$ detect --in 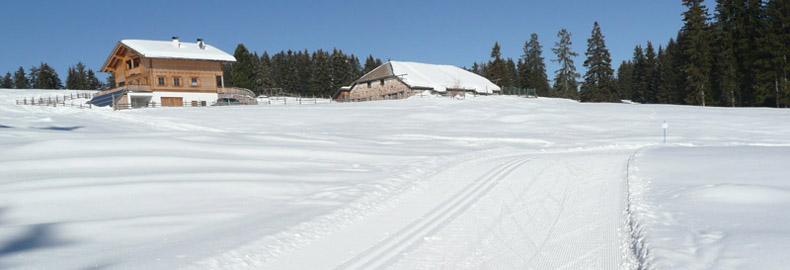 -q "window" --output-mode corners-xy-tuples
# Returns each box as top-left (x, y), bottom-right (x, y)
(126, 60), (132, 70)
(367, 82), (371, 88)
(173, 77), (181, 86)
(216, 76), (222, 87)
(118, 81), (125, 86)
(380, 79), (384, 85)
(158, 77), (165, 86)
(191, 78), (198, 86)
(132, 58), (140, 68)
